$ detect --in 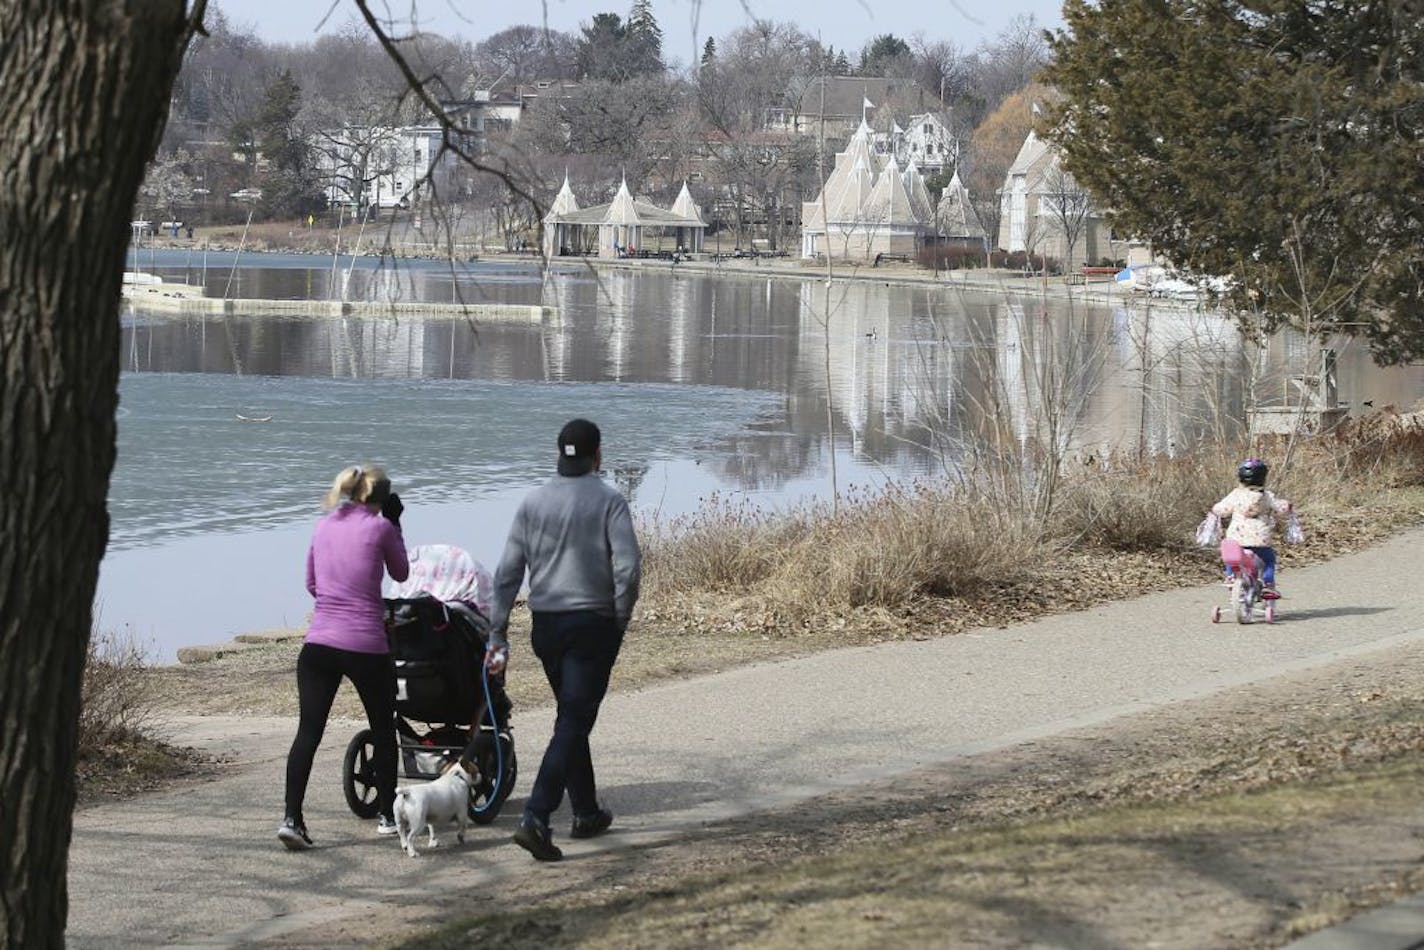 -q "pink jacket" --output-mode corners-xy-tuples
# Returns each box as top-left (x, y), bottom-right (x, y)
(1212, 487), (1292, 547)
(304, 503), (409, 654)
